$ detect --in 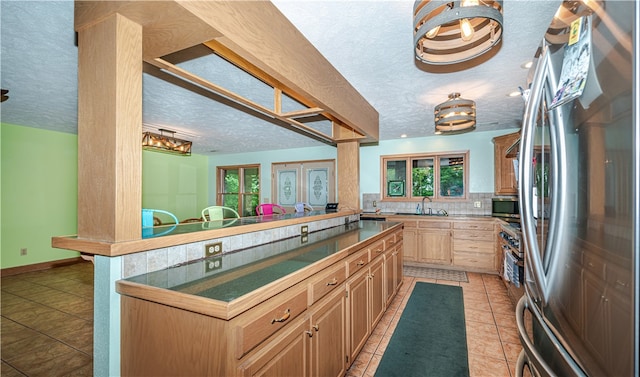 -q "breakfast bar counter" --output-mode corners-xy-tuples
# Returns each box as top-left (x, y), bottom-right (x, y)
(116, 220), (404, 376)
